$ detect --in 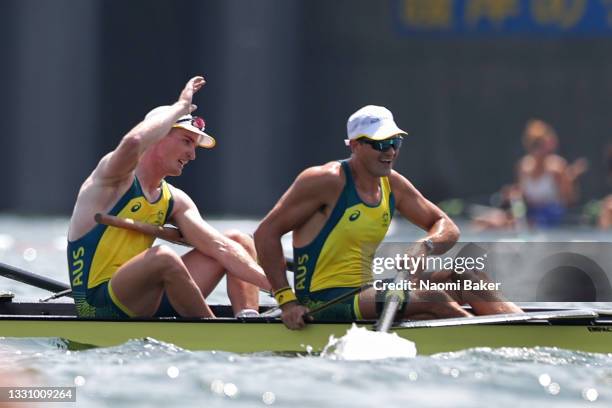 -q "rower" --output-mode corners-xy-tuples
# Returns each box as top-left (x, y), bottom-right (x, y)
(255, 105), (521, 330)
(66, 76), (270, 319)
